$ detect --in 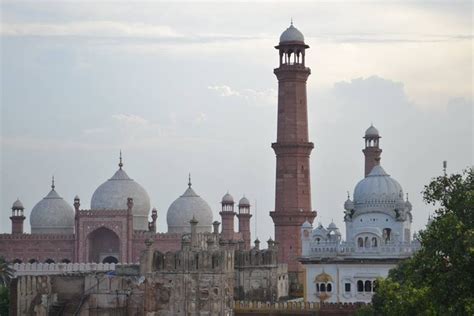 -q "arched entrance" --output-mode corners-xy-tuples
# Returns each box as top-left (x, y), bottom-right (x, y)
(102, 256), (119, 264)
(87, 227), (120, 263)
